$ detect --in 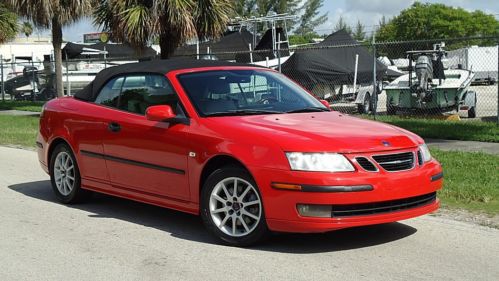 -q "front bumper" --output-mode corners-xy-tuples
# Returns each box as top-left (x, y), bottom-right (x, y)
(250, 158), (443, 233)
